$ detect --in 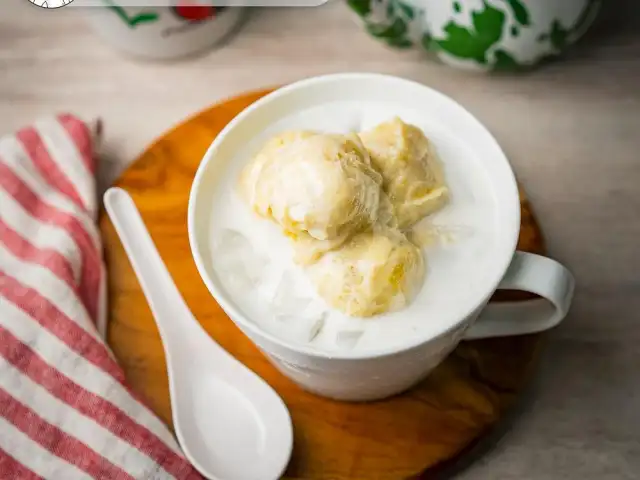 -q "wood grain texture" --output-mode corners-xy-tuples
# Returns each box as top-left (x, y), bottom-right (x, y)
(99, 89), (547, 480)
